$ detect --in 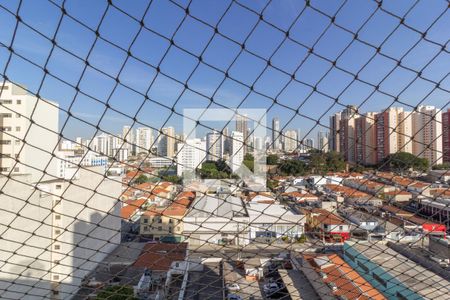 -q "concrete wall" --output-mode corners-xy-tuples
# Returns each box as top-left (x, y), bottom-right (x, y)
(0, 167), (122, 299)
(429, 236), (450, 259)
